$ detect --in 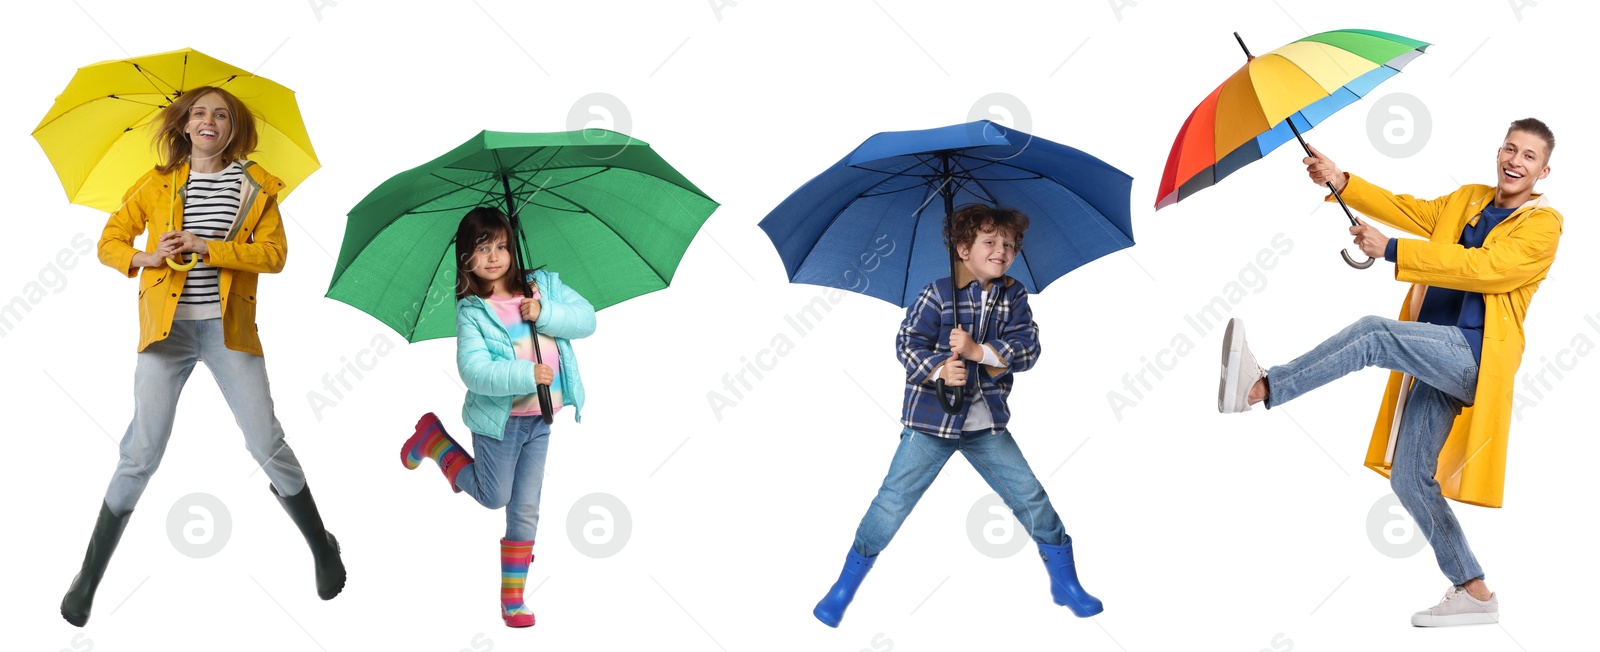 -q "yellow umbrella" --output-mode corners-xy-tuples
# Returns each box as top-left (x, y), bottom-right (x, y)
(32, 47), (318, 213)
